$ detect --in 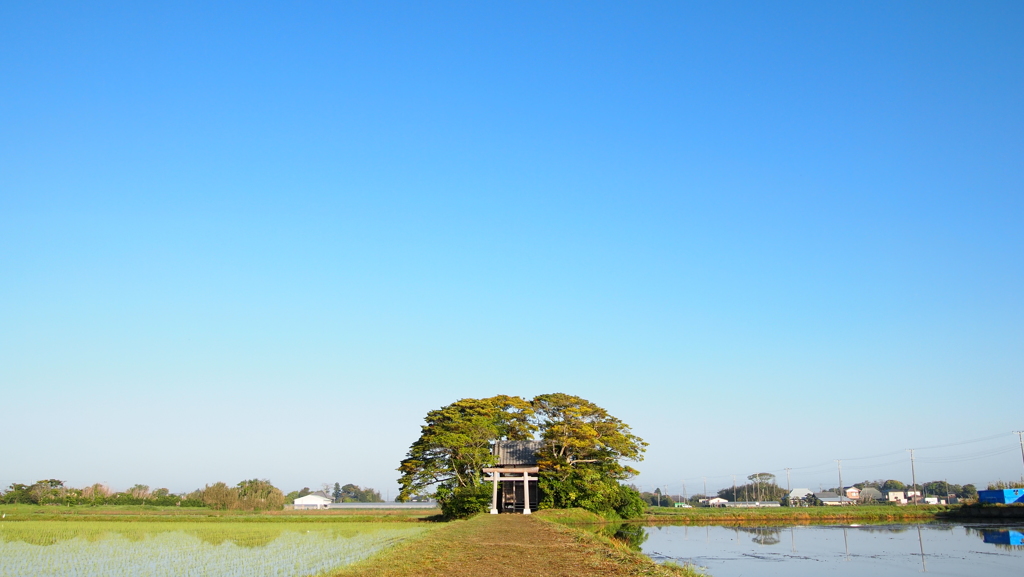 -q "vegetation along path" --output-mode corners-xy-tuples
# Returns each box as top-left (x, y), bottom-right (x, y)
(333, 513), (694, 577)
